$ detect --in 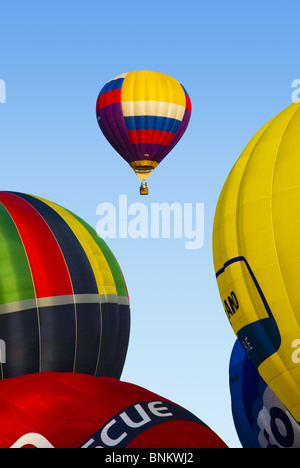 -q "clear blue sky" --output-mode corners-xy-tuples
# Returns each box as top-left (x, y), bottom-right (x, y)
(1, 0), (300, 448)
